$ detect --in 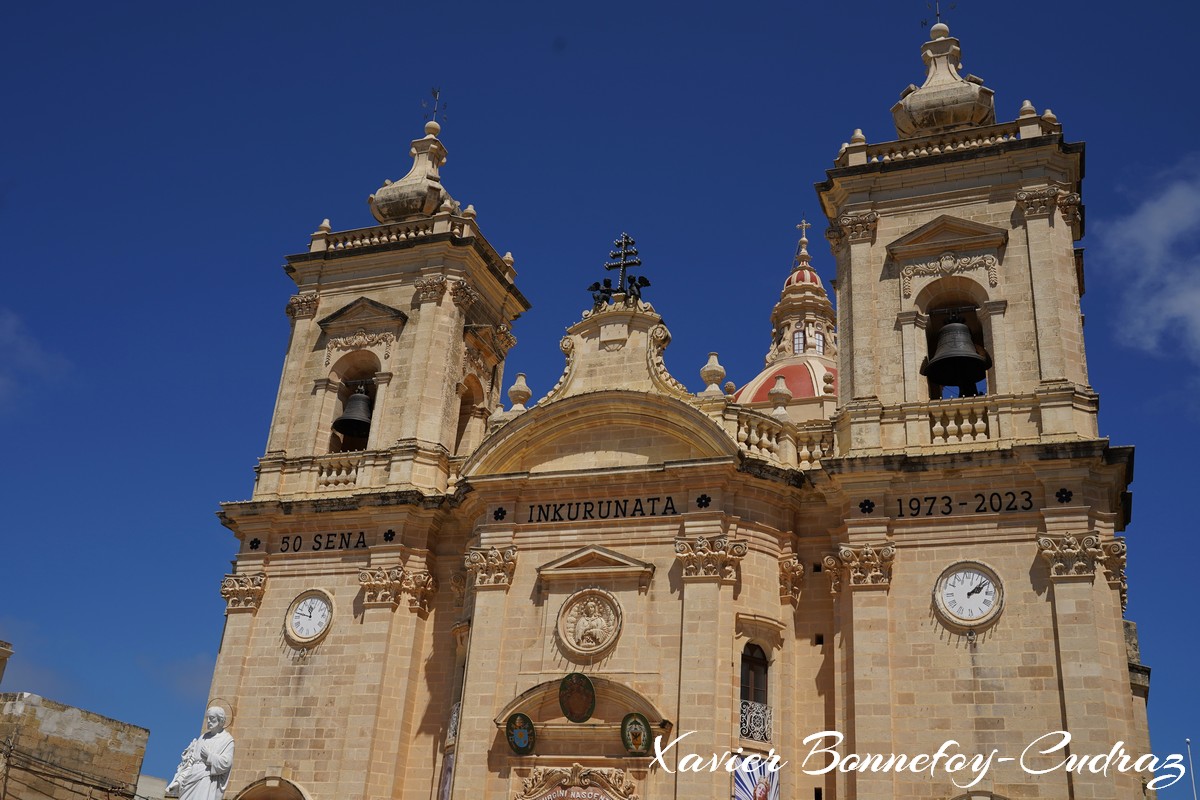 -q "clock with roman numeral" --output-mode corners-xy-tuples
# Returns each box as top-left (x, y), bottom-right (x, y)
(933, 562), (1003, 629)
